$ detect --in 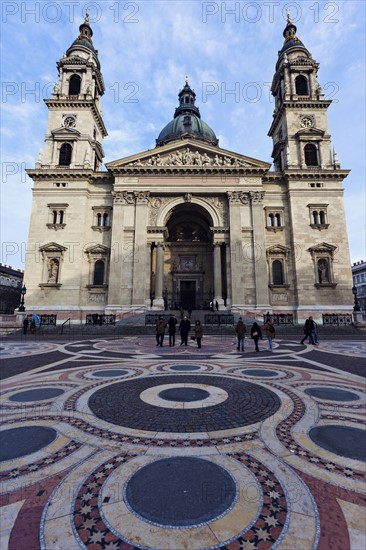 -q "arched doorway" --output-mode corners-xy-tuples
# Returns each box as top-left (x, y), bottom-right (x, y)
(164, 204), (214, 309)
